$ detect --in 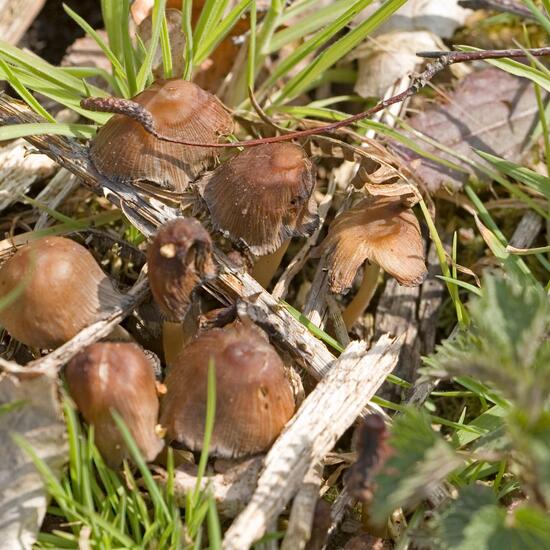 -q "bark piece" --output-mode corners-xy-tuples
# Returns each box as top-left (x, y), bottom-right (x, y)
(0, 0), (45, 45)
